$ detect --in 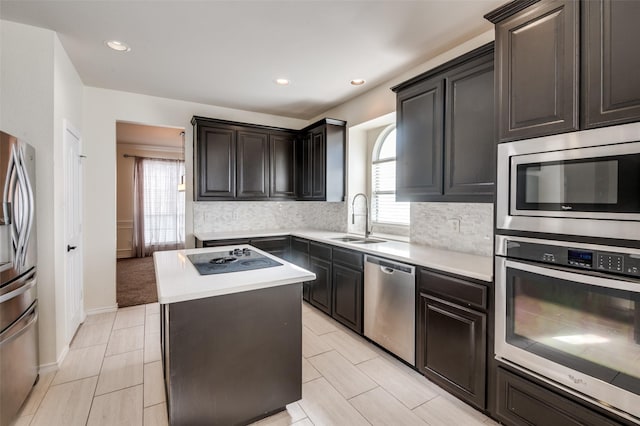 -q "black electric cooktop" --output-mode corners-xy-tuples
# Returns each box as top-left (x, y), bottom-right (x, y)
(187, 247), (283, 275)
